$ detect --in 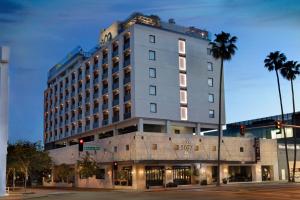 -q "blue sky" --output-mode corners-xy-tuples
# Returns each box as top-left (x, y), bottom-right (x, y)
(1, 0), (300, 142)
